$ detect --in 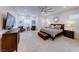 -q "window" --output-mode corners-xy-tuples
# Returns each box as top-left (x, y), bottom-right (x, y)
(69, 13), (79, 19)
